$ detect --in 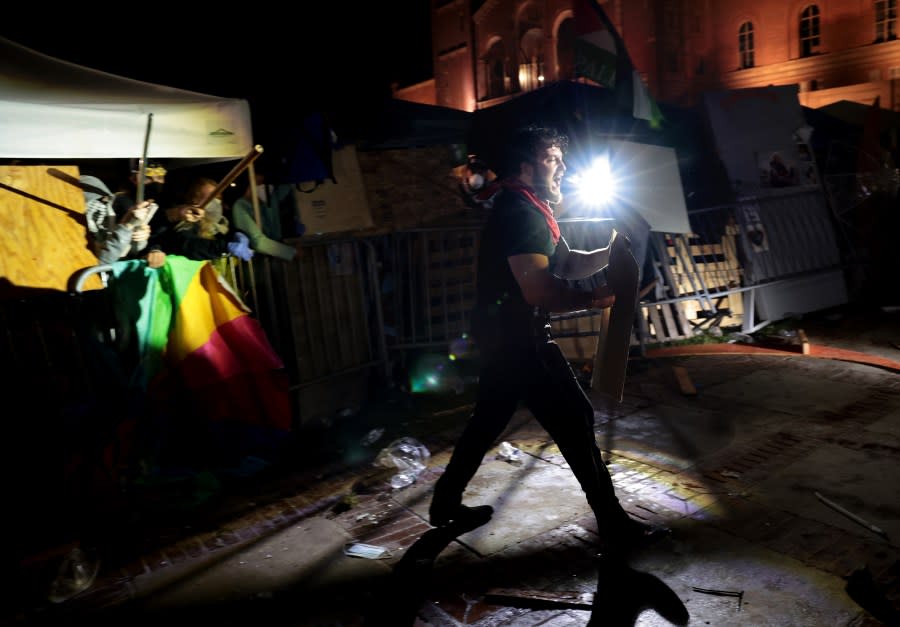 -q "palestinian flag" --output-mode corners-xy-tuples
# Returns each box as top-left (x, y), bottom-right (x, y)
(573, 0), (664, 128)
